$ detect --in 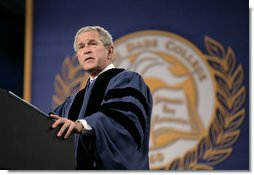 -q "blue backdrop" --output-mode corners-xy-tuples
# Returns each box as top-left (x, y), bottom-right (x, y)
(30, 0), (249, 170)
